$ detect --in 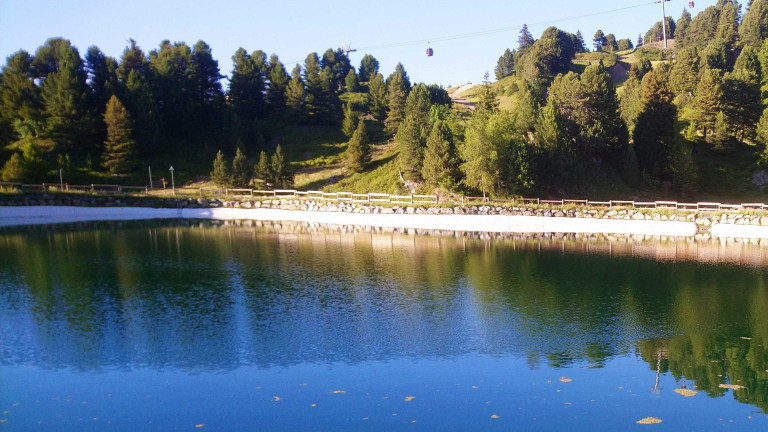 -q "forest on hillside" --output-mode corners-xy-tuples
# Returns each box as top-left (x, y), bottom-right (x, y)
(3, 0), (768, 200)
